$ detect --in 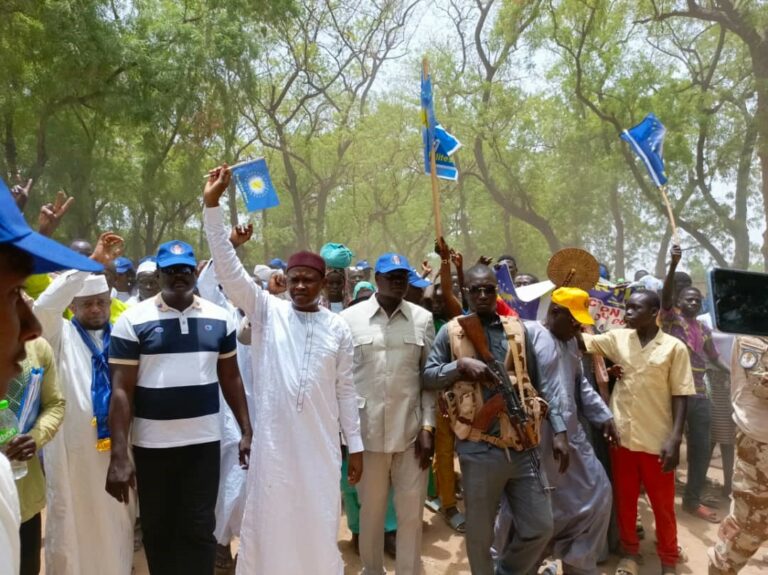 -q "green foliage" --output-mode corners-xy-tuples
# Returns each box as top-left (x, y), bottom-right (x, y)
(0, 0), (764, 279)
